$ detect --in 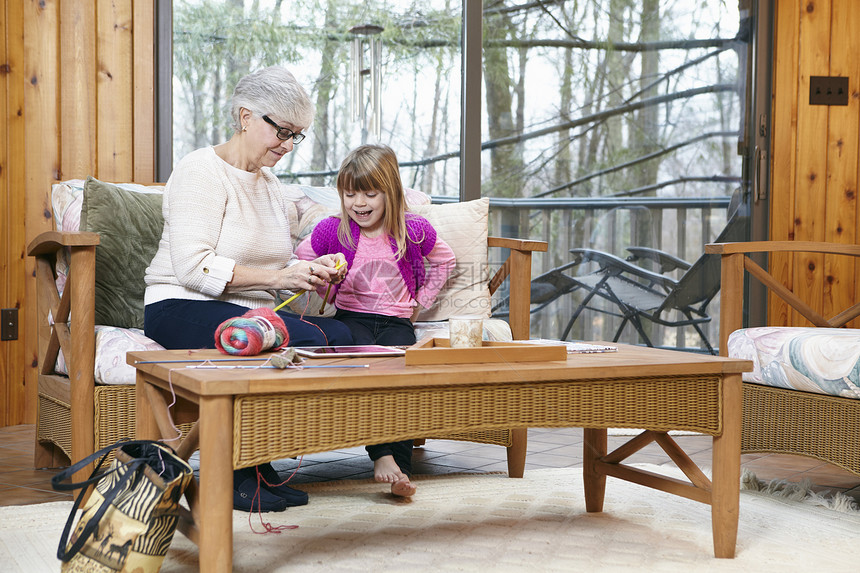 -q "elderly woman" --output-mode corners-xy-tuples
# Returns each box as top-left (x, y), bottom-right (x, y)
(144, 66), (352, 513)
